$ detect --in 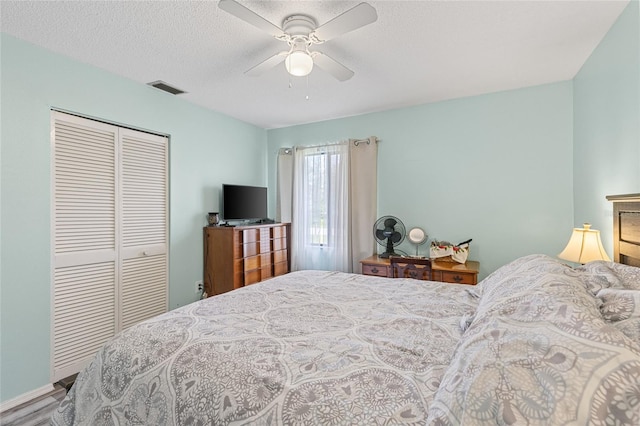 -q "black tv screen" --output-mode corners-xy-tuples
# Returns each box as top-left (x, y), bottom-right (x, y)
(222, 184), (268, 221)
